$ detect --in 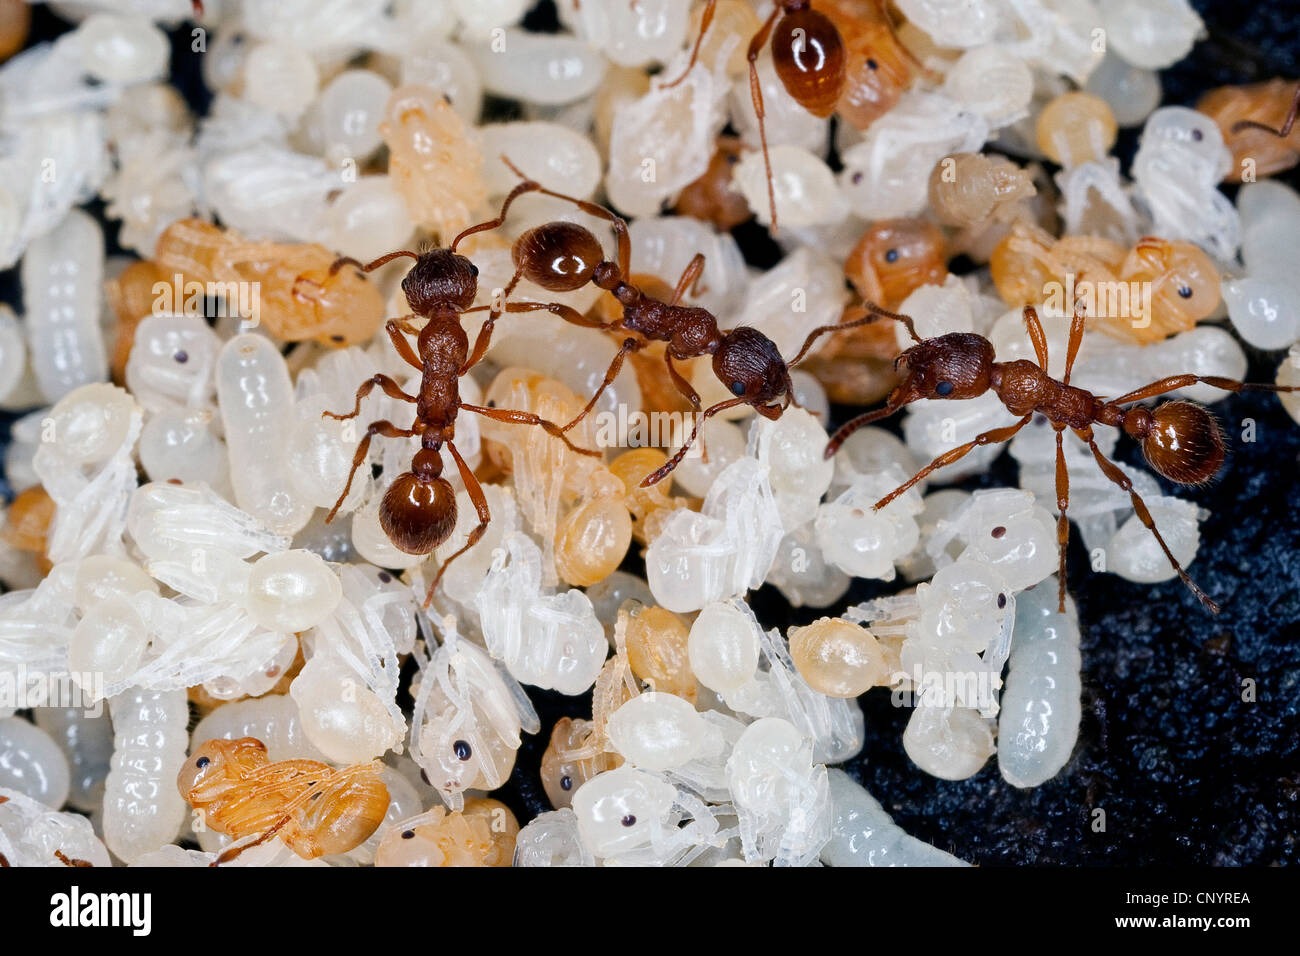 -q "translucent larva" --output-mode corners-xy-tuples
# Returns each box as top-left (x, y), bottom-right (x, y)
(821, 769), (968, 867)
(104, 687), (189, 863)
